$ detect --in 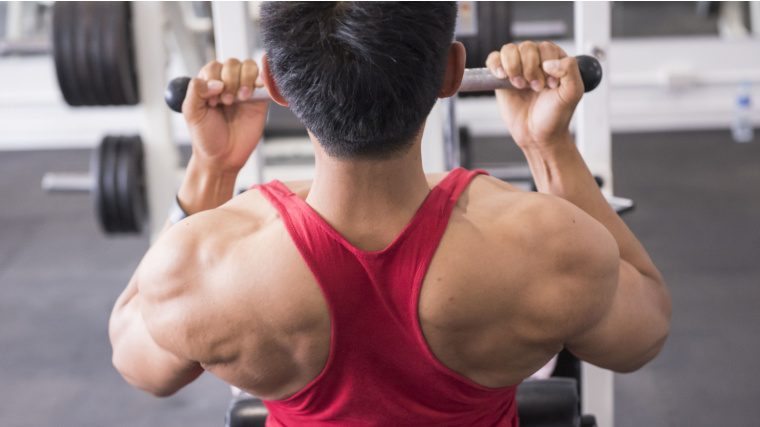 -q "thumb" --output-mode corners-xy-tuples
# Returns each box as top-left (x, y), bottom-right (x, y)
(542, 56), (583, 104)
(183, 78), (224, 117)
